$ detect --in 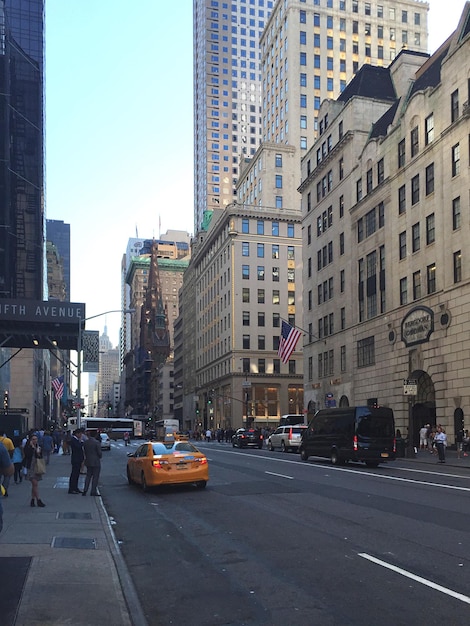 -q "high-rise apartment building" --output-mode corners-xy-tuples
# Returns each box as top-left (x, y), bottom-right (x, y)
(193, 0), (274, 233)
